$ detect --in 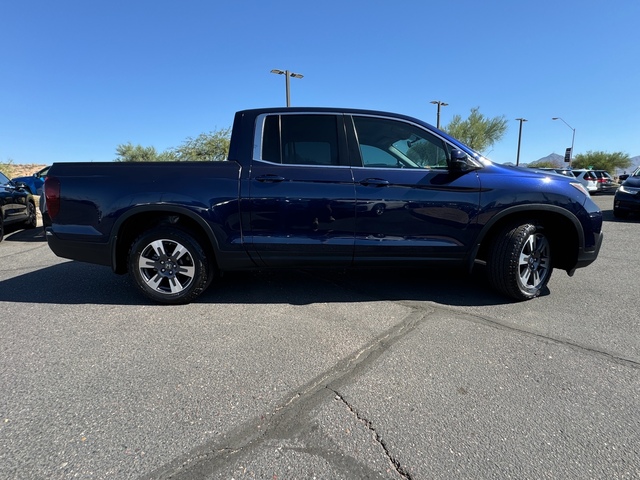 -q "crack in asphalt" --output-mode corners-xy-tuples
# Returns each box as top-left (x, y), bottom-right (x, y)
(331, 389), (413, 480)
(142, 309), (428, 479)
